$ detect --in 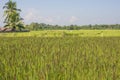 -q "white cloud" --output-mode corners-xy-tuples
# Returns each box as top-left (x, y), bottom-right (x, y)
(45, 17), (53, 23)
(24, 8), (54, 24)
(24, 12), (35, 21)
(23, 8), (40, 23)
(23, 9), (80, 25)
(69, 16), (79, 23)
